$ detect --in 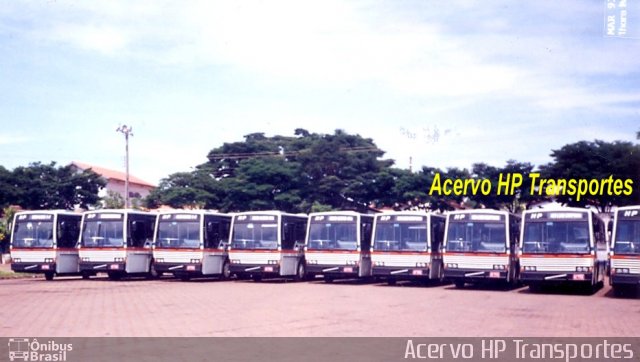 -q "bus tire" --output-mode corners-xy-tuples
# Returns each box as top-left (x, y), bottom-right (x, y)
(324, 276), (333, 283)
(454, 280), (464, 288)
(179, 274), (191, 281)
(220, 260), (231, 280)
(108, 272), (122, 281)
(252, 275), (262, 282)
(147, 264), (159, 280)
(44, 272), (54, 281)
(81, 272), (91, 280)
(294, 262), (306, 282)
(387, 278), (397, 286)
